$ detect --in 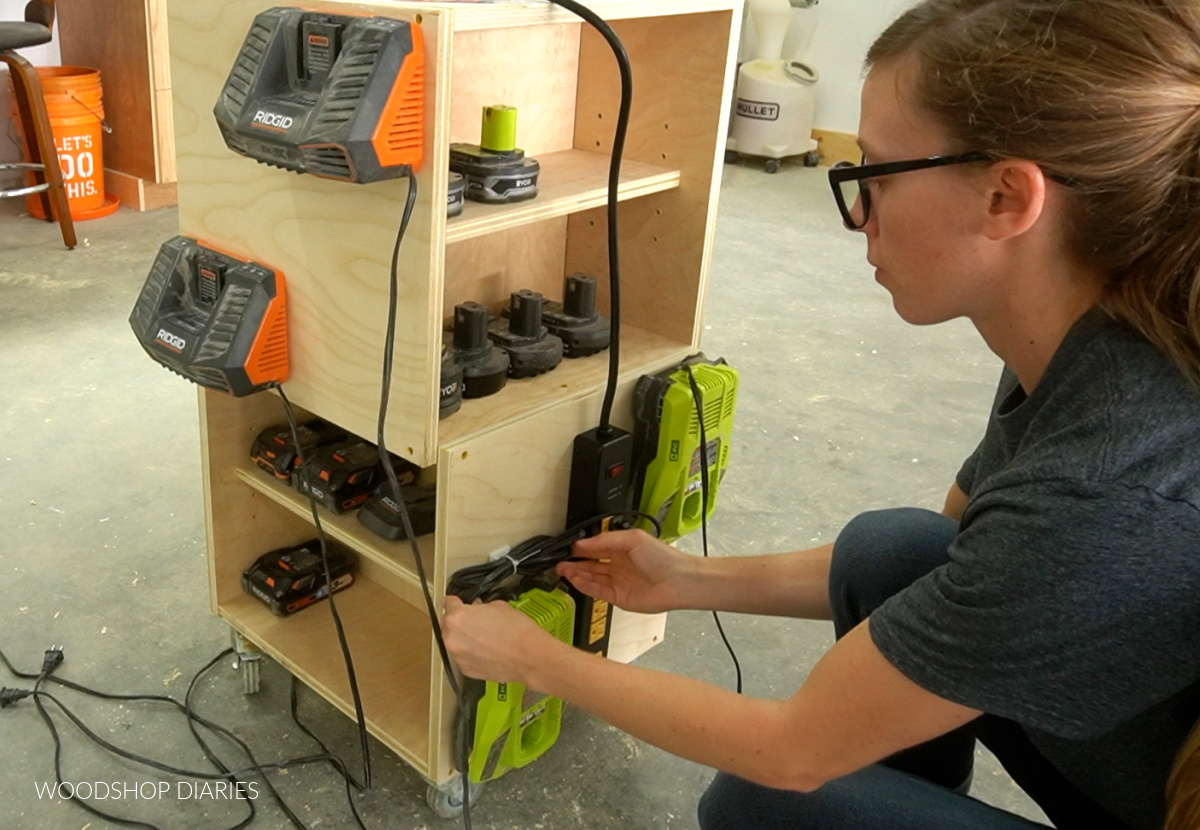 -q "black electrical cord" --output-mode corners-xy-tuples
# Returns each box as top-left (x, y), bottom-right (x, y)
(546, 0), (633, 440)
(21, 651), (263, 830)
(371, 166), (478, 828)
(446, 509), (661, 604)
(1, 646), (371, 830)
(274, 383), (373, 796)
(685, 366), (743, 695)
